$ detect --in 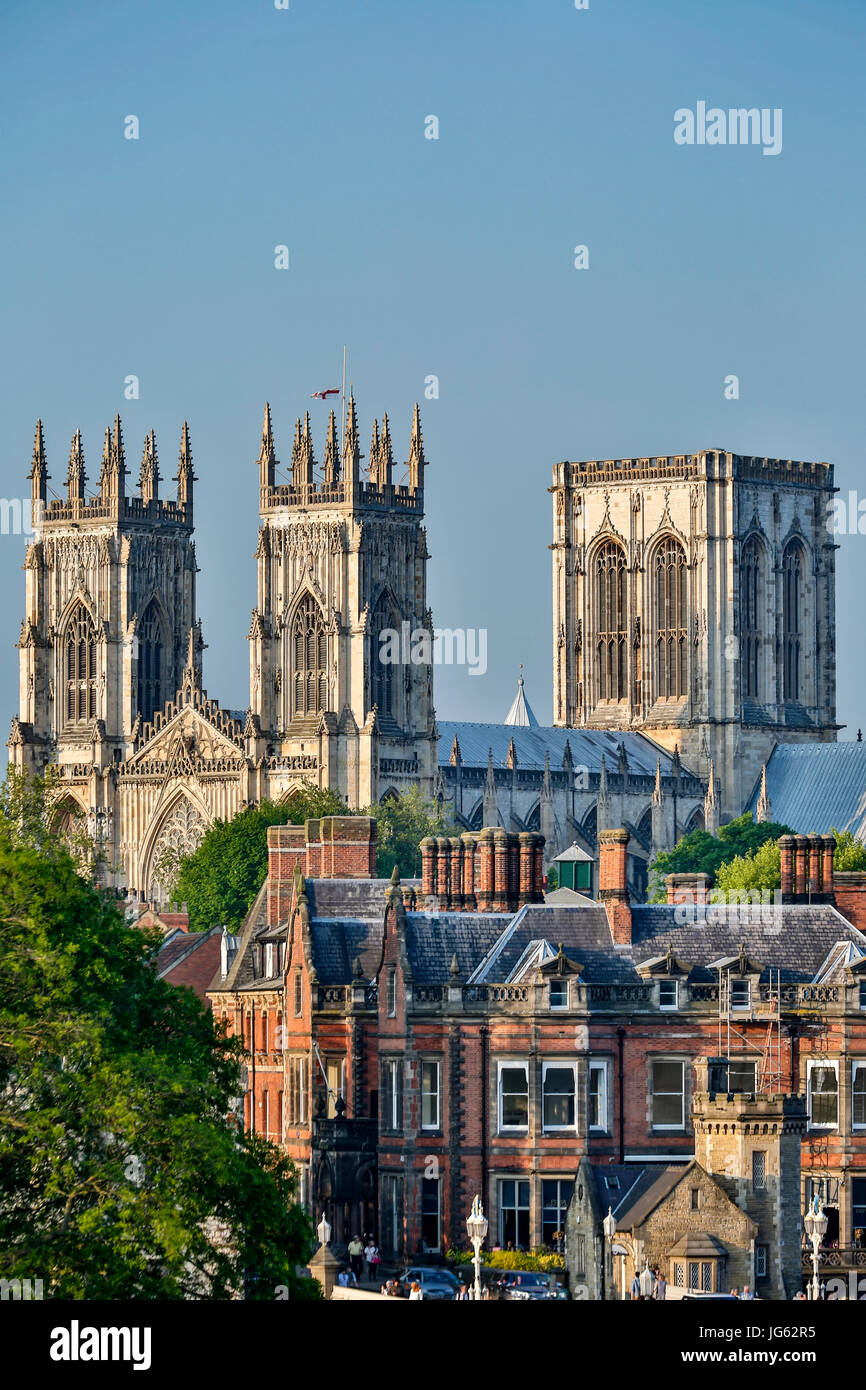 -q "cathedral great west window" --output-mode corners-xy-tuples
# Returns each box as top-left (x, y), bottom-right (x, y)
(370, 592), (397, 722)
(291, 595), (328, 717)
(653, 537), (688, 699)
(595, 541), (627, 701)
(64, 603), (97, 725)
